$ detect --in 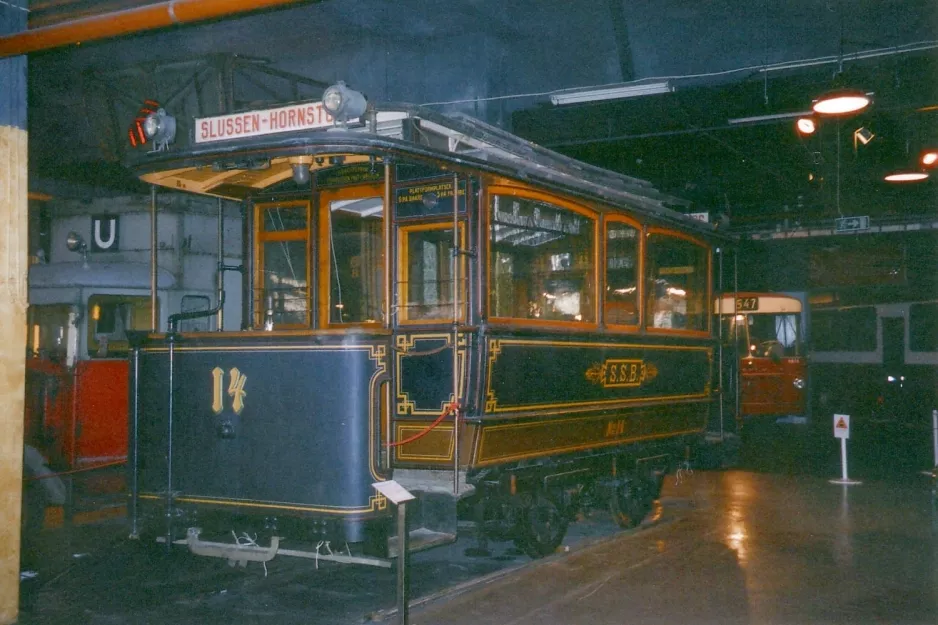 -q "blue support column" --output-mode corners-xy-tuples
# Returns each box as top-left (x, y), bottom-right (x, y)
(0, 2), (28, 623)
